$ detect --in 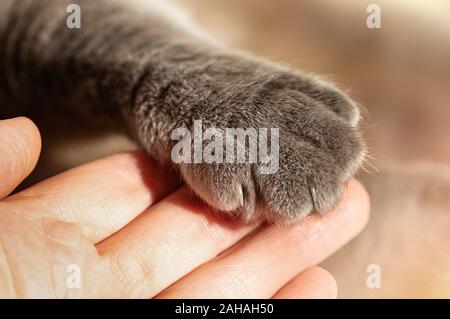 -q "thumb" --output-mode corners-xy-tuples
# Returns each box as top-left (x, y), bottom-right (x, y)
(0, 117), (41, 199)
